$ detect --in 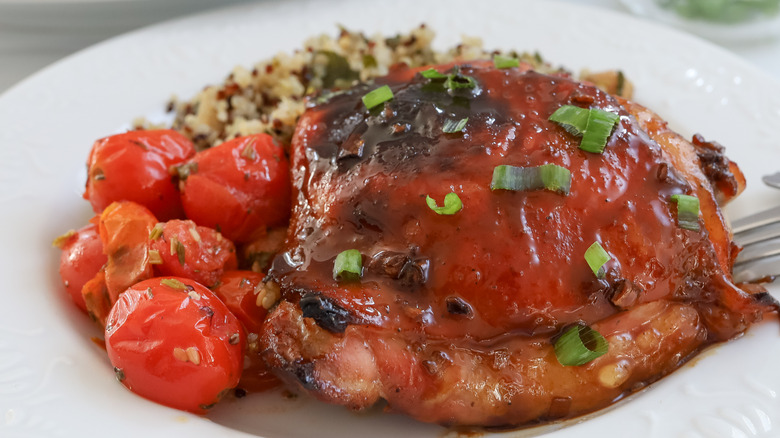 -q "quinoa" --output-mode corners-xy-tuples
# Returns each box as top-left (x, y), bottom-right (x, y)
(134, 25), (557, 150)
(135, 25), (630, 151)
